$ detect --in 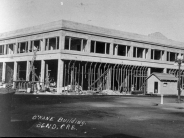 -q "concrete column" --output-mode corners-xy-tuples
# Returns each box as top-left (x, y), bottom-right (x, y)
(147, 48), (151, 60)
(143, 49), (145, 59)
(114, 45), (118, 56)
(59, 34), (65, 50)
(153, 50), (155, 60)
(2, 62), (6, 82)
(13, 61), (17, 88)
(41, 39), (45, 52)
(4, 45), (6, 55)
(28, 40), (31, 52)
(109, 43), (113, 55)
(130, 46), (133, 57)
(57, 59), (64, 93)
(86, 37), (91, 53)
(163, 68), (167, 73)
(14, 43), (17, 54)
(163, 50), (167, 61)
(26, 61), (30, 81)
(41, 60), (45, 85)
(147, 67), (151, 77)
(135, 47), (137, 57)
